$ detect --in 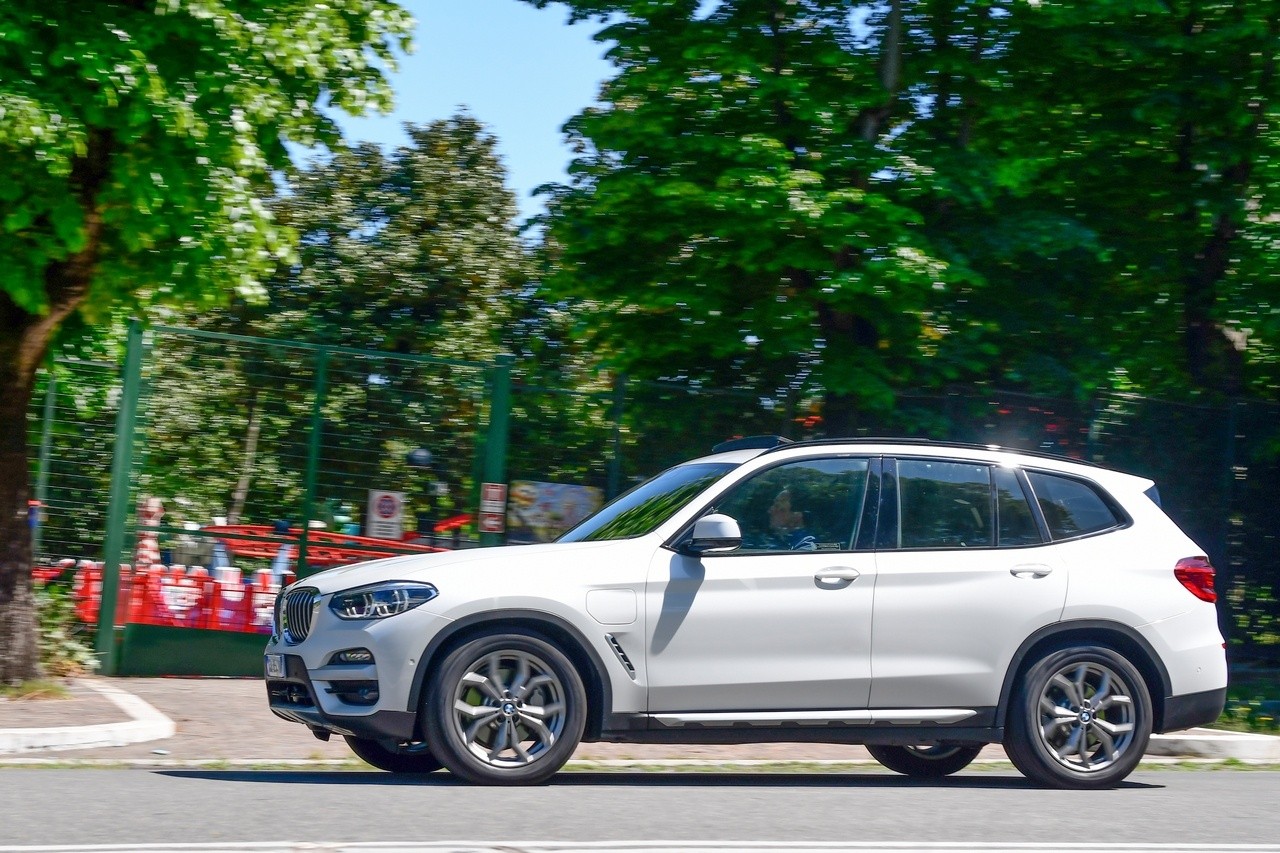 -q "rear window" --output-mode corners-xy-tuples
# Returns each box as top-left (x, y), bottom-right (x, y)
(1025, 471), (1121, 540)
